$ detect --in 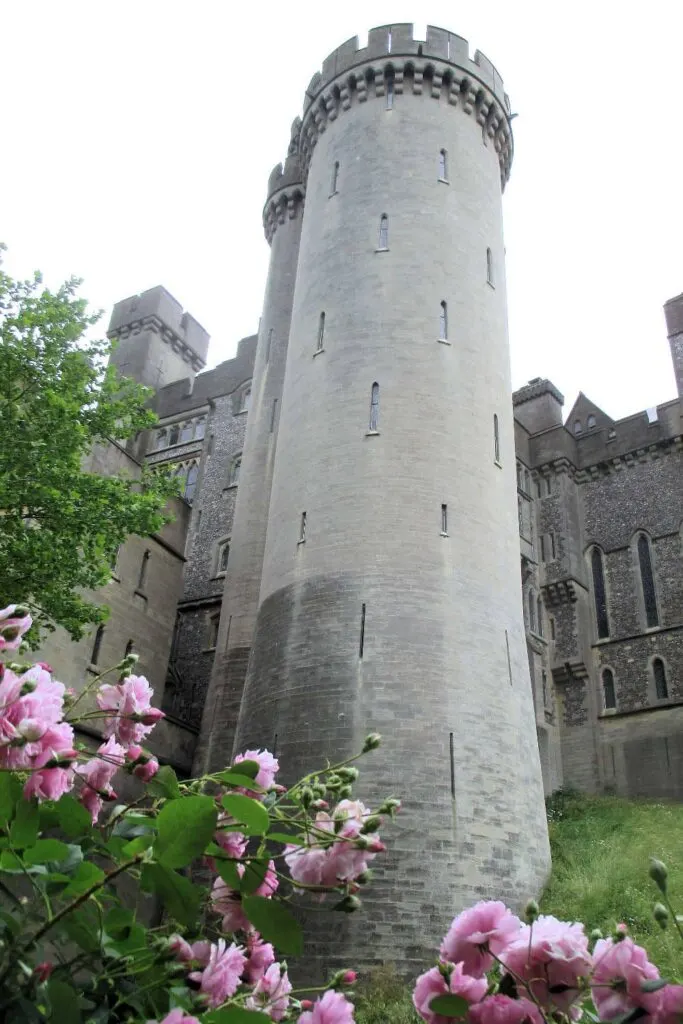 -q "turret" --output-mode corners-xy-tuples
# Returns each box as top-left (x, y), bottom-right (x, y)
(664, 291), (683, 402)
(213, 23), (549, 975)
(107, 285), (209, 390)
